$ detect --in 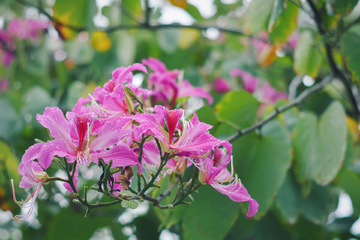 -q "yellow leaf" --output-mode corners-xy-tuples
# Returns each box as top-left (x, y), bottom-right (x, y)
(258, 45), (277, 67)
(169, 0), (187, 8)
(53, 21), (78, 40)
(177, 28), (200, 49)
(346, 116), (360, 142)
(91, 31), (112, 52)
